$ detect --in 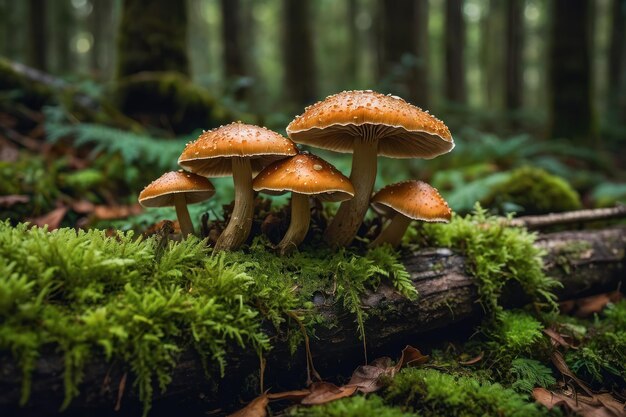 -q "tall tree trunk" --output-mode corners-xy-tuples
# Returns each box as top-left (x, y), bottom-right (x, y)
(481, 0), (504, 110)
(220, 0), (246, 99)
(608, 0), (626, 124)
(116, 0), (189, 78)
(241, 0), (259, 108)
(379, 0), (429, 107)
(28, 0), (47, 71)
(549, 0), (595, 141)
(347, 0), (359, 84)
(283, 0), (316, 107)
(51, 0), (73, 75)
(444, 0), (466, 105)
(505, 0), (524, 111)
